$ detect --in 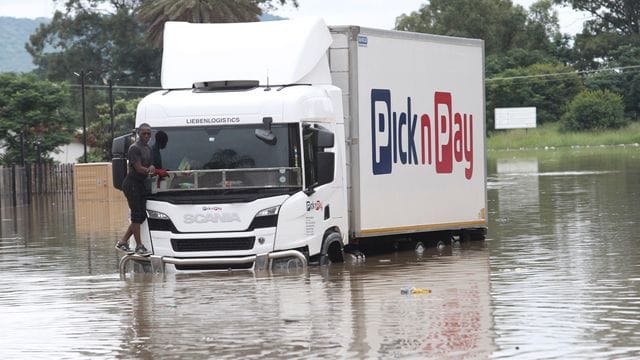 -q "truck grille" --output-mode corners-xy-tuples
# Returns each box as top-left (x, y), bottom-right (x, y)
(171, 237), (255, 252)
(148, 214), (277, 233)
(175, 262), (254, 271)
